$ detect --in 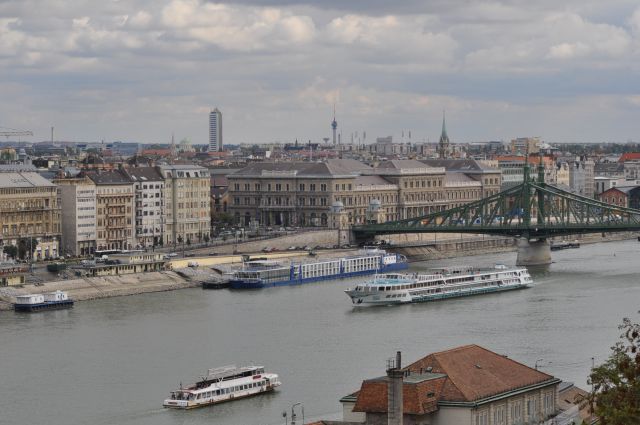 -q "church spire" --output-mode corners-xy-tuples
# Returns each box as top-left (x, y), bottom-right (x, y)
(438, 110), (450, 159)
